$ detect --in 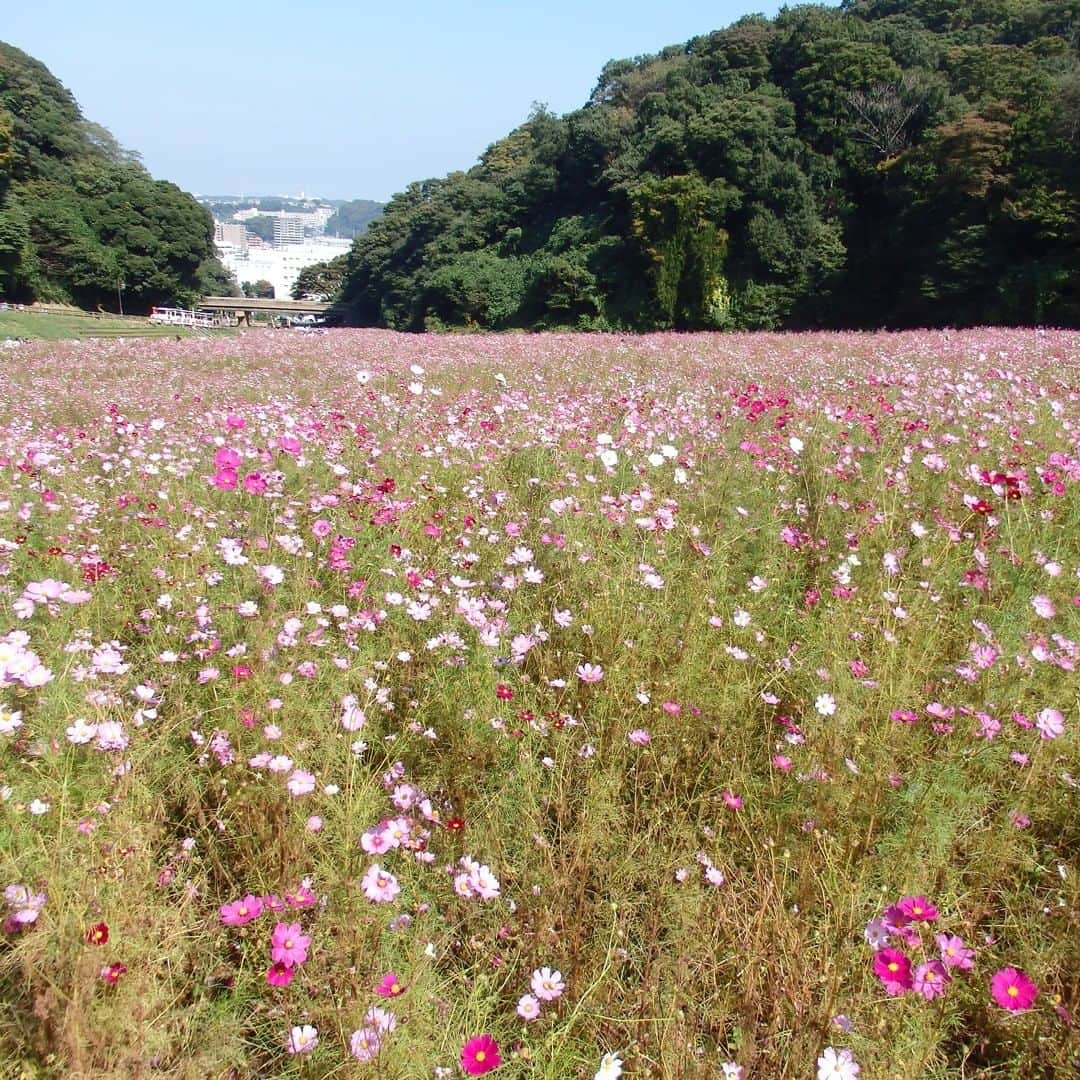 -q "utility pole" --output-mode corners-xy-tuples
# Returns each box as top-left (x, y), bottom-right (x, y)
(117, 281), (125, 316)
